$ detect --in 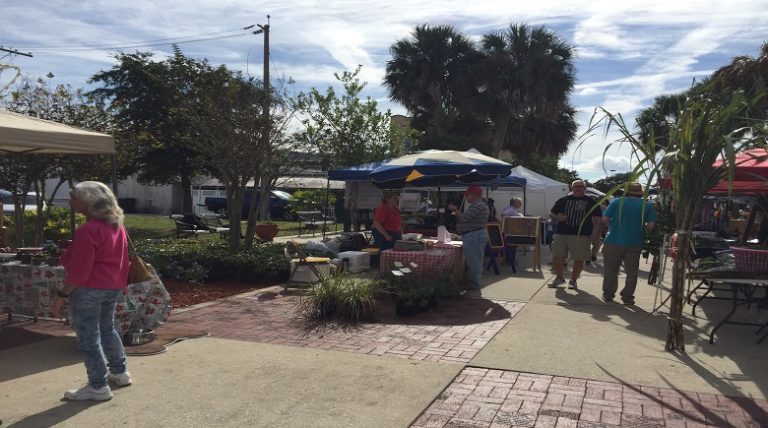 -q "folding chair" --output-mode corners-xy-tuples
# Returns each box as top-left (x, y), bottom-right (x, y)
(284, 241), (330, 286)
(502, 217), (542, 272)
